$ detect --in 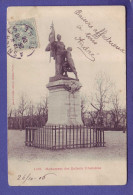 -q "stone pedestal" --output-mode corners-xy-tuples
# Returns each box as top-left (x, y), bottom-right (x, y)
(46, 79), (83, 126)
